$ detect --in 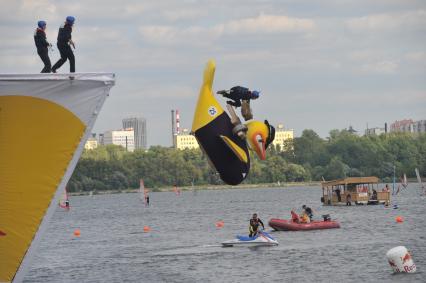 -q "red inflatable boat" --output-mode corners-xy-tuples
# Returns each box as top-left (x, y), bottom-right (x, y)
(269, 218), (340, 231)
